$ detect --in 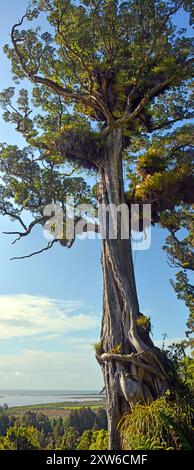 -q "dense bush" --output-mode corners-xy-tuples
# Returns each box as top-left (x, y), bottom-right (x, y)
(95, 408), (108, 431)
(119, 344), (194, 450)
(65, 407), (107, 435)
(76, 430), (93, 450)
(61, 426), (79, 450)
(0, 411), (15, 437)
(0, 426), (40, 450)
(77, 429), (108, 450)
(89, 430), (108, 450)
(119, 396), (194, 450)
(18, 410), (52, 436)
